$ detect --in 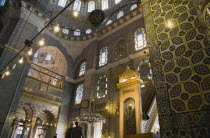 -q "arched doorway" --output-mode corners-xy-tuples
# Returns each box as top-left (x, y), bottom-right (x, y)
(34, 110), (56, 138)
(124, 98), (136, 135)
